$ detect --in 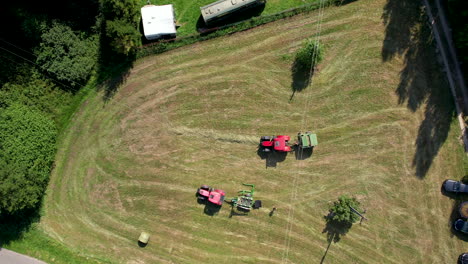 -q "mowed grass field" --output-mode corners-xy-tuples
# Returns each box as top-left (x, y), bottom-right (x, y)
(41, 0), (467, 263)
